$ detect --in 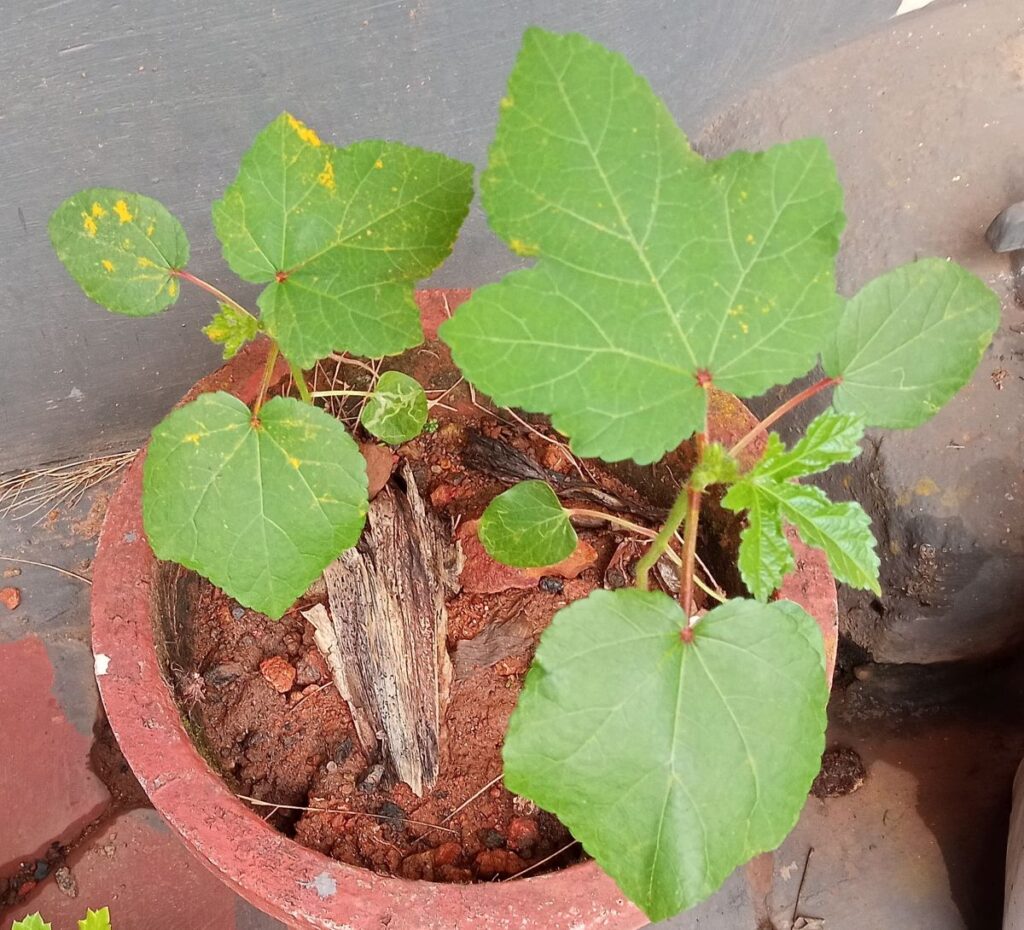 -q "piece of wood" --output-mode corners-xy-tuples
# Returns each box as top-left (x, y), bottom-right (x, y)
(304, 463), (460, 796)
